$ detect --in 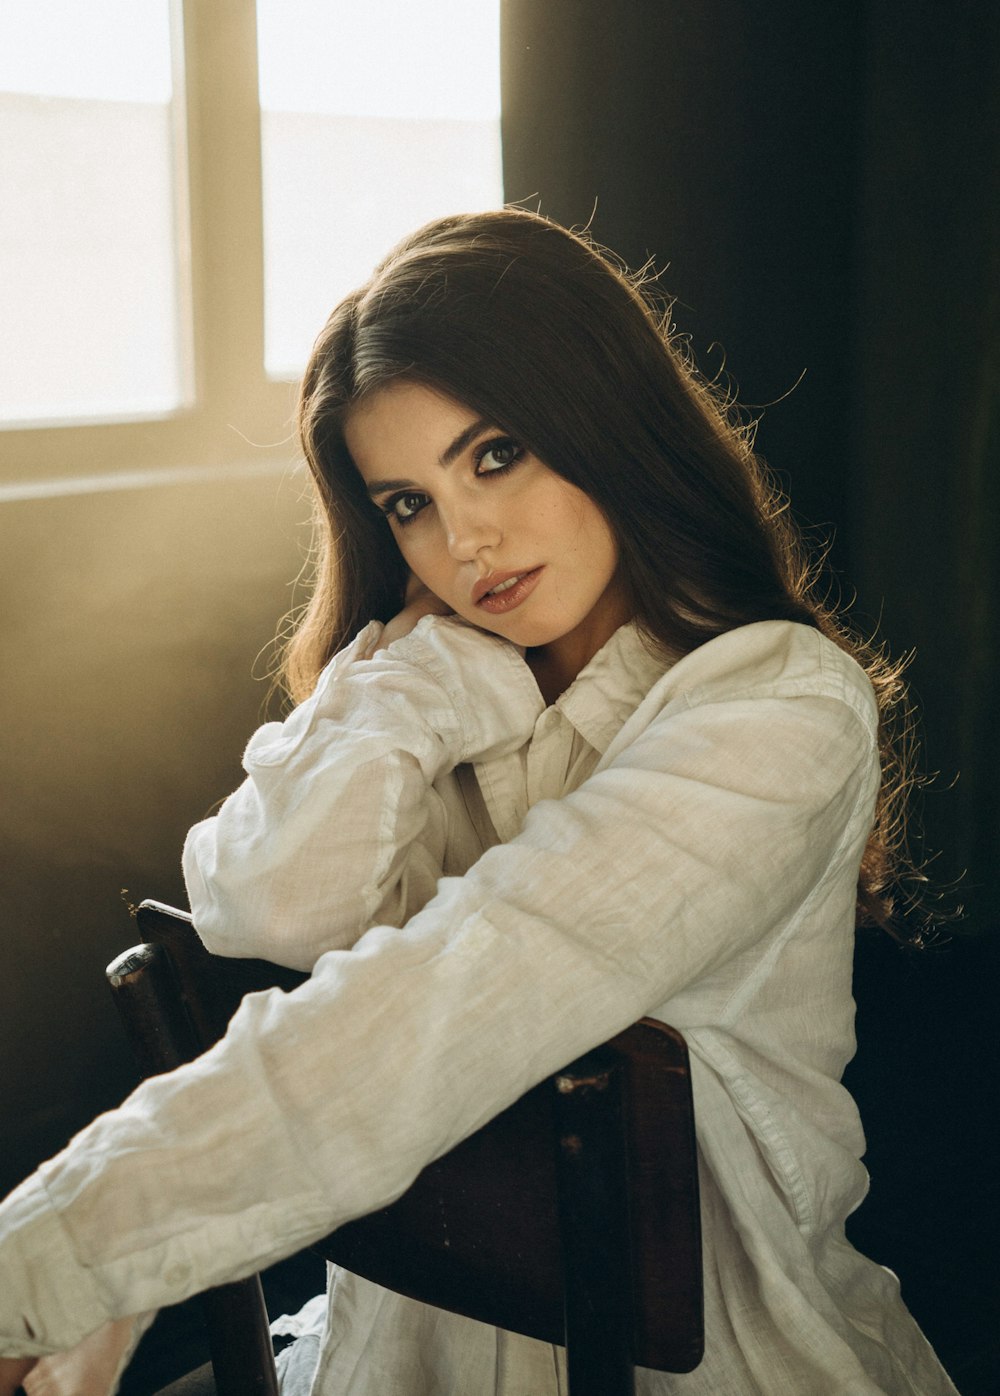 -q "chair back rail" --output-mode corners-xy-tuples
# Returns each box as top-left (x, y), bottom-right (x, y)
(106, 899), (704, 1386)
